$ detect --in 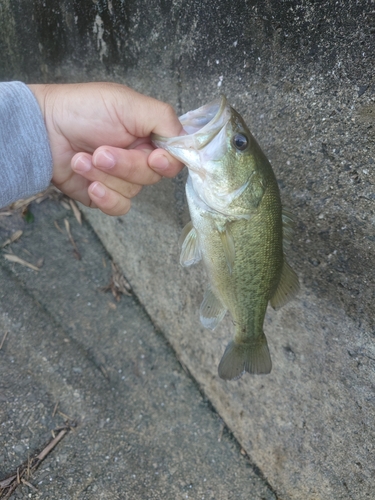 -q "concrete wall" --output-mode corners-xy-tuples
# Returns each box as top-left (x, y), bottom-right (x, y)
(1, 1), (374, 498)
